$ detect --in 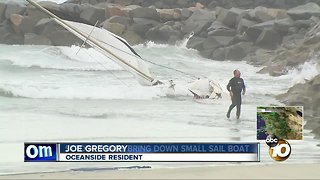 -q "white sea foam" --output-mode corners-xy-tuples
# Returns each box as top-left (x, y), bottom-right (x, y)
(288, 60), (320, 85)
(0, 82), (164, 100)
(0, 45), (122, 71)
